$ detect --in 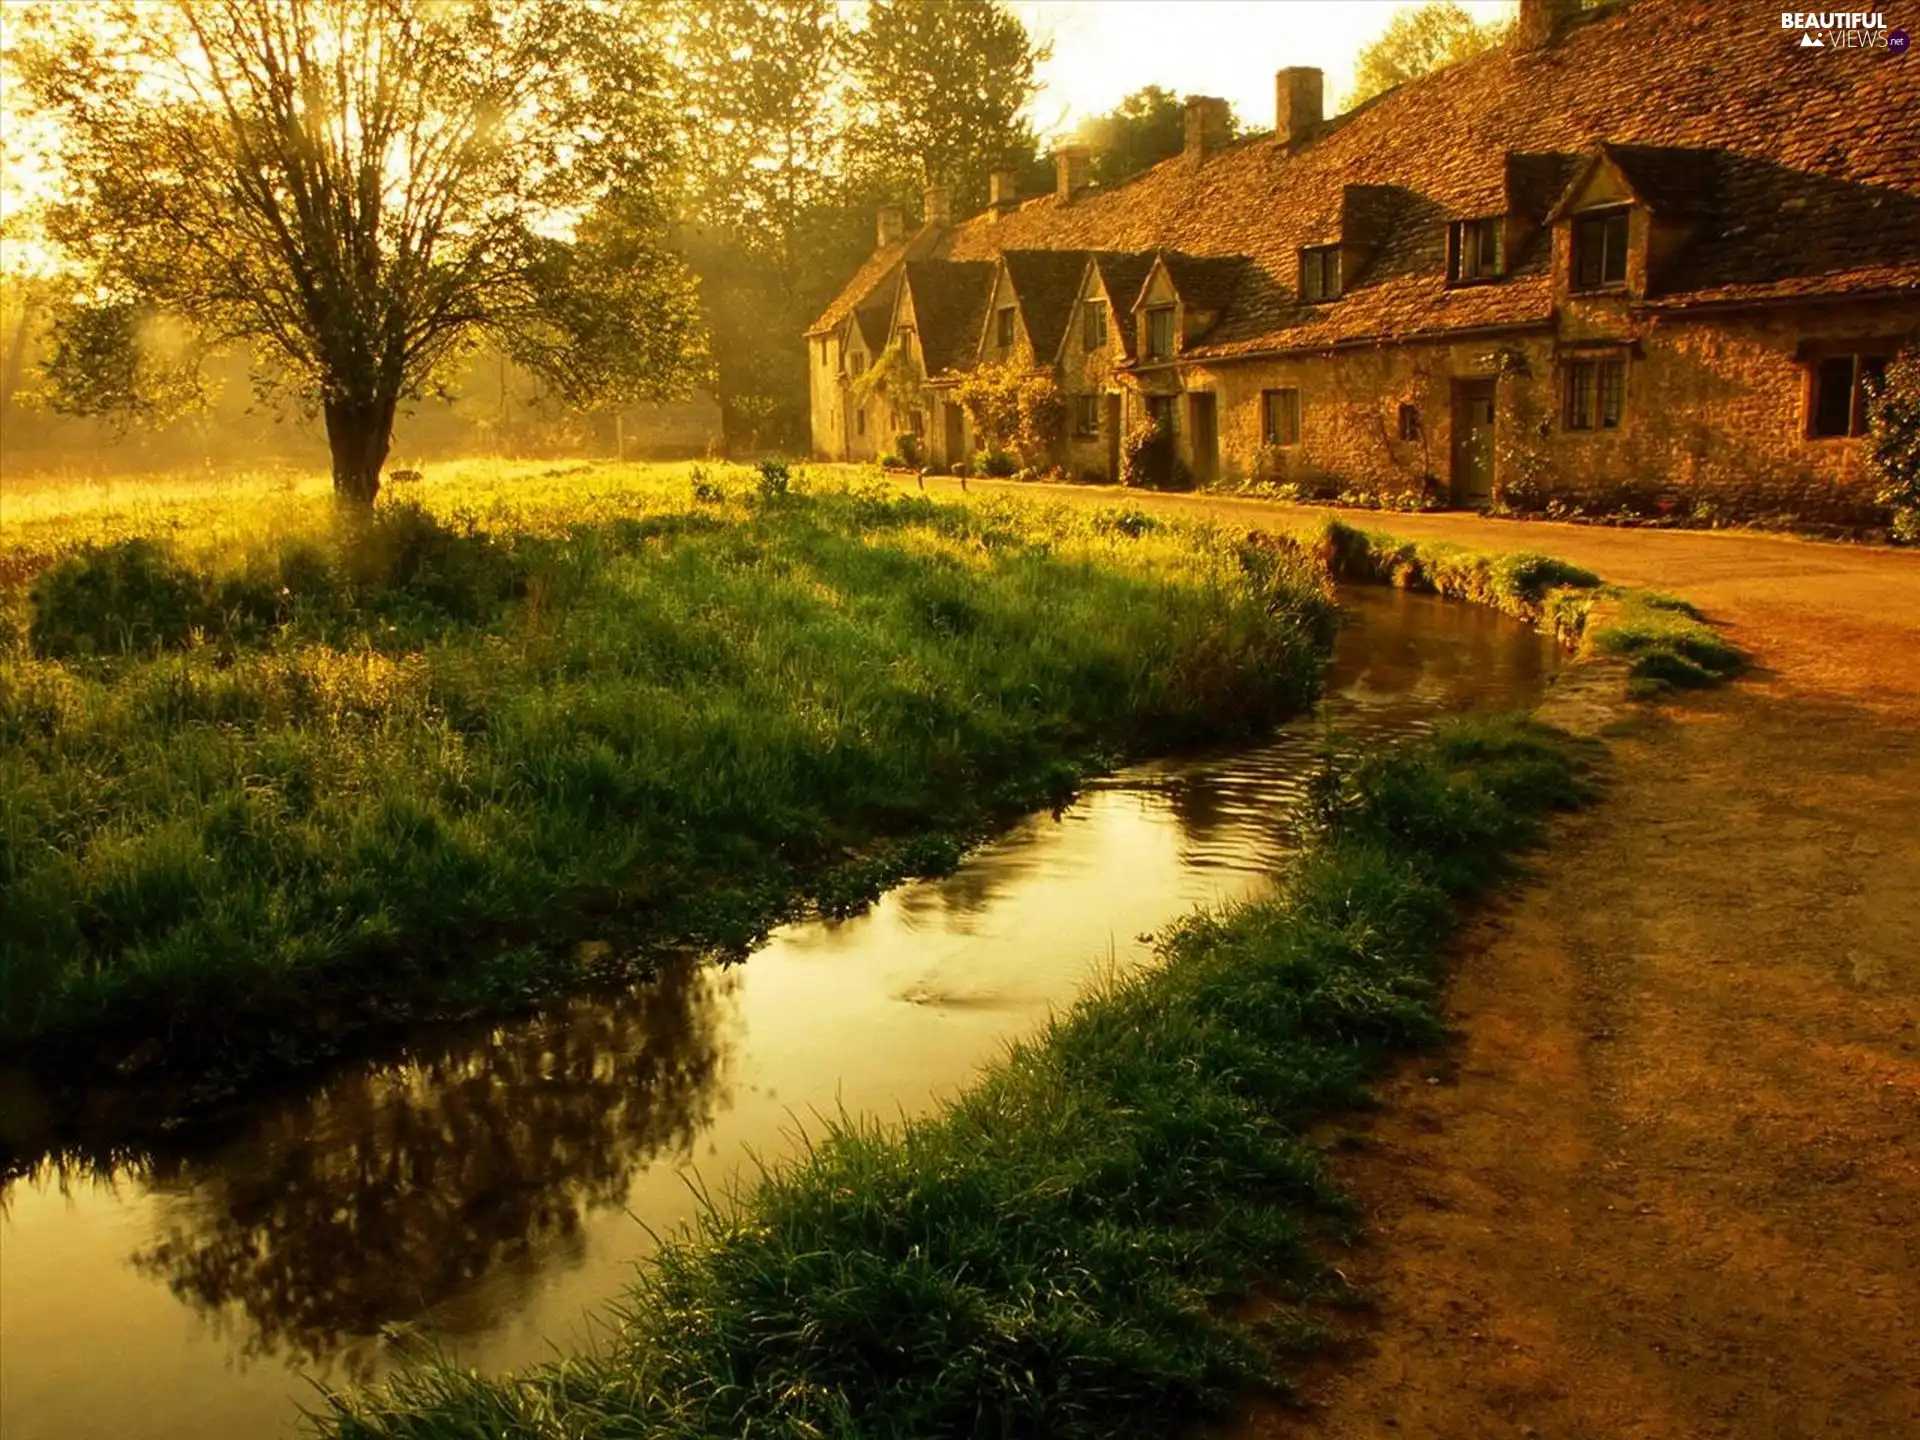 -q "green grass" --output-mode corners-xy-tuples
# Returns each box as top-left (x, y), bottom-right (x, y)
(313, 715), (1596, 1440)
(0, 461), (1335, 1066)
(1301, 519), (1745, 692)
